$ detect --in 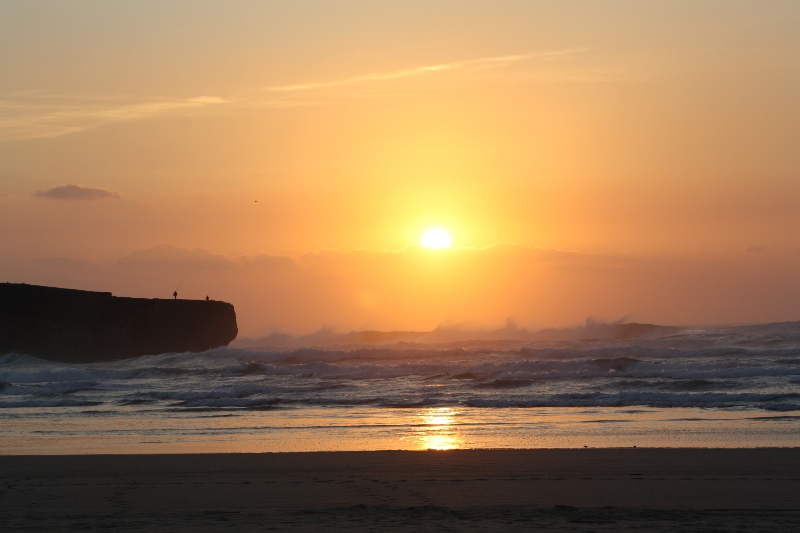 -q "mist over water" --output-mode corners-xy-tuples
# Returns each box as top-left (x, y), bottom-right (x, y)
(2, 321), (800, 453)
